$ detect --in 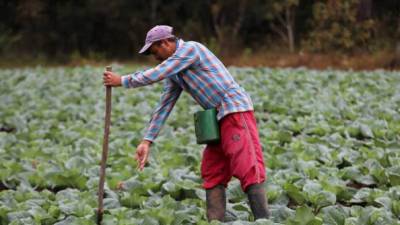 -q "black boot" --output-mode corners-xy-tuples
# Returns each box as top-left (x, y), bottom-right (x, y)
(246, 183), (270, 220)
(206, 185), (226, 222)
